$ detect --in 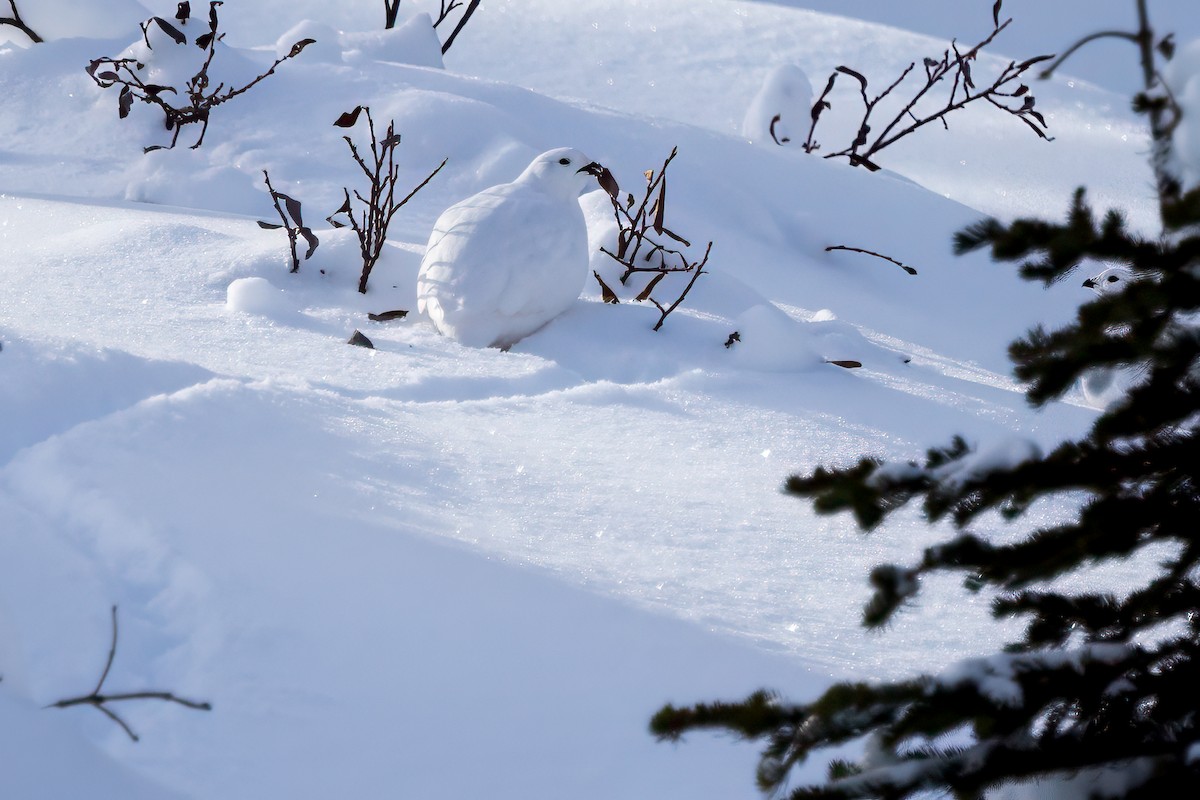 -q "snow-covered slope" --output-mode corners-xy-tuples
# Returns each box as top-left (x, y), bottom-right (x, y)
(0, 0), (1170, 797)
